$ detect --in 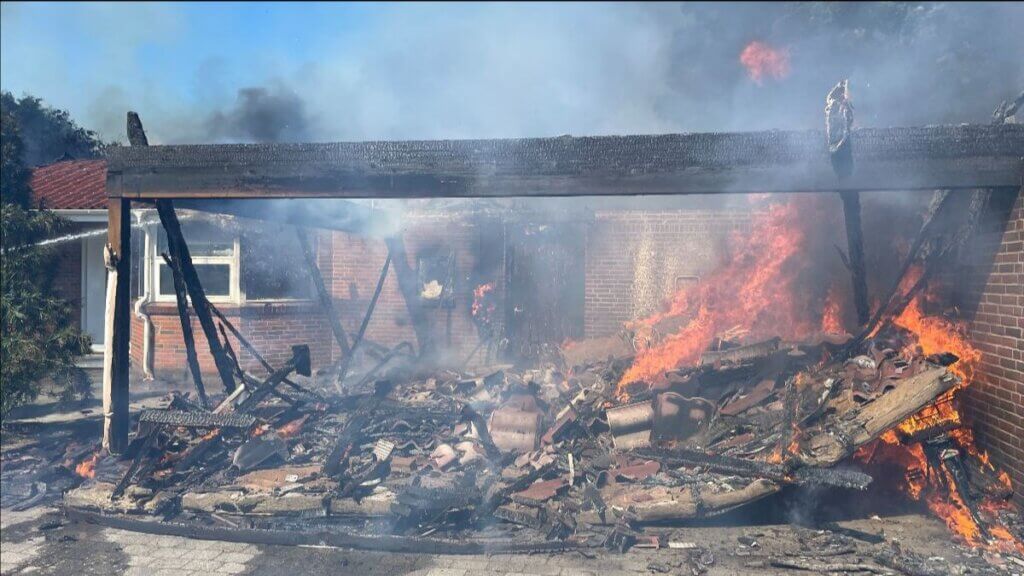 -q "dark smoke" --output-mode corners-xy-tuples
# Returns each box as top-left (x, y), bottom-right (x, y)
(205, 85), (309, 144)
